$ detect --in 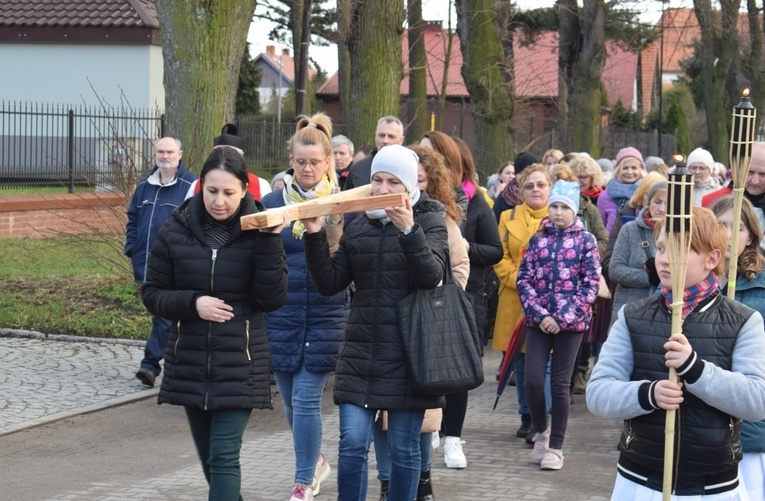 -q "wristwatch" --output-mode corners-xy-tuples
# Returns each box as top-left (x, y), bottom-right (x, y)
(400, 225), (414, 236)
